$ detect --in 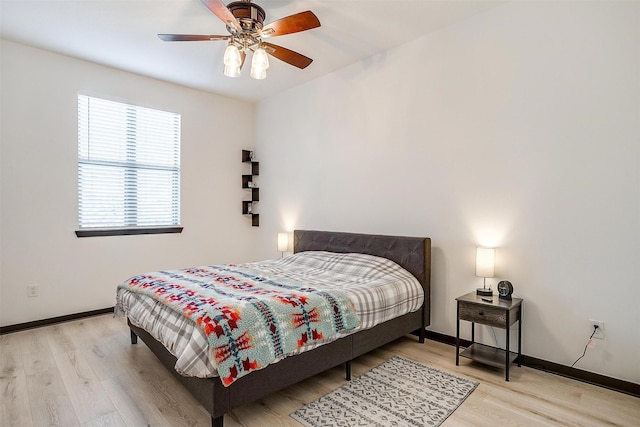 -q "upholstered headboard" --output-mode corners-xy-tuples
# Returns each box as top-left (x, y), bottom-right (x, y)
(293, 229), (431, 292)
